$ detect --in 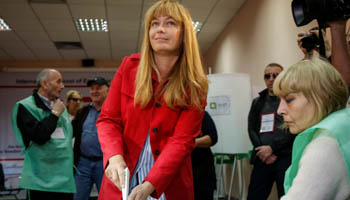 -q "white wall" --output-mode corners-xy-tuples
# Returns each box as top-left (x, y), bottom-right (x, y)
(204, 0), (317, 94)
